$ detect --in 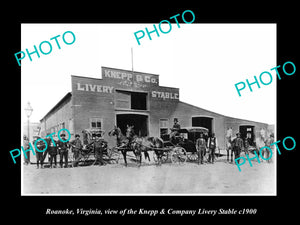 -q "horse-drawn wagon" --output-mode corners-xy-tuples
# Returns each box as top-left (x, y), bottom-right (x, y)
(108, 125), (212, 166)
(160, 126), (211, 163)
(69, 128), (119, 166)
